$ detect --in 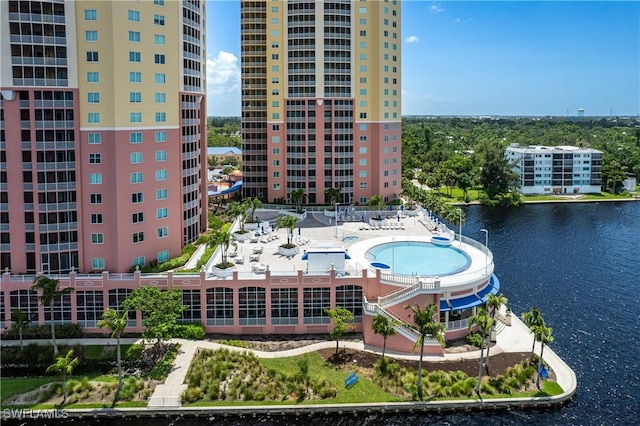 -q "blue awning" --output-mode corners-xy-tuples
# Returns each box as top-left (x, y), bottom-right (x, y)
(448, 293), (483, 311)
(439, 299), (452, 312)
(208, 180), (243, 197)
(477, 275), (500, 302)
